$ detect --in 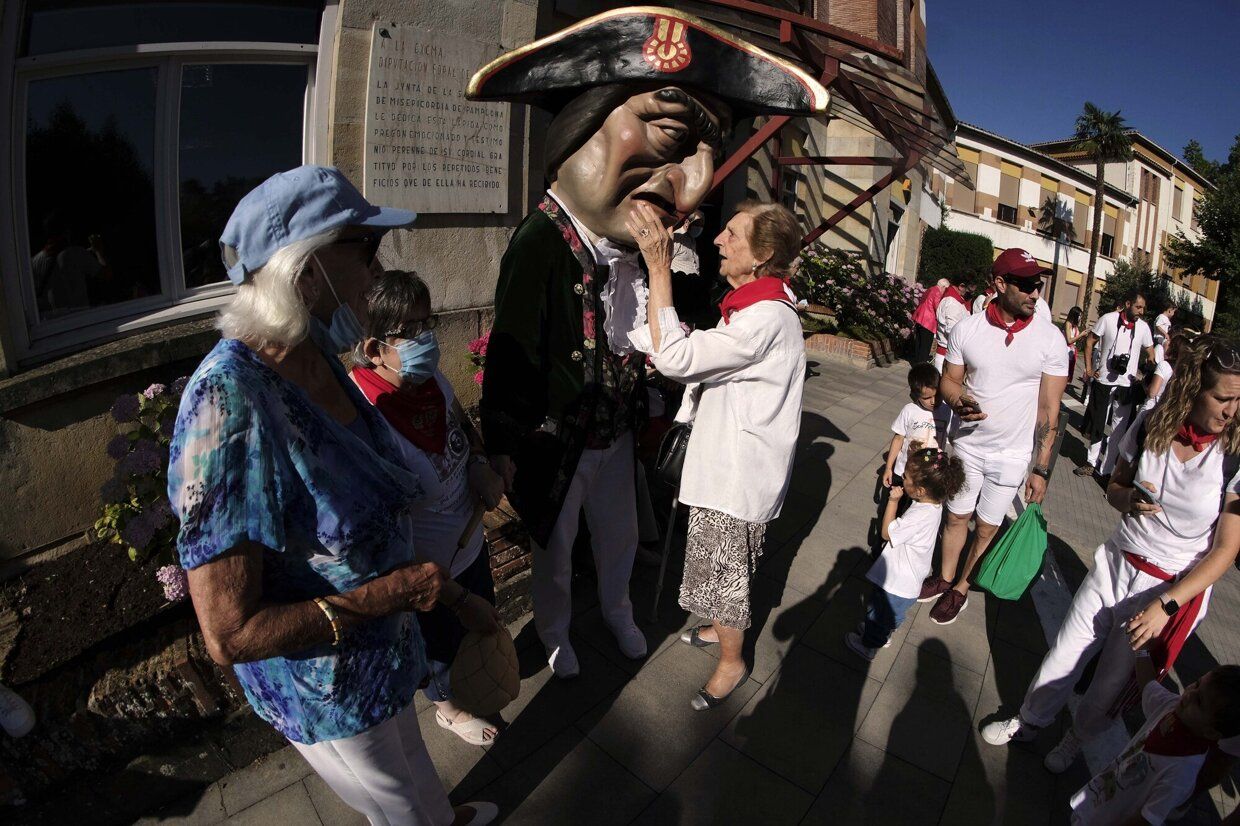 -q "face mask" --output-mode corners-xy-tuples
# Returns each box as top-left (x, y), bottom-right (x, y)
(312, 253), (365, 352)
(385, 331), (440, 384)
